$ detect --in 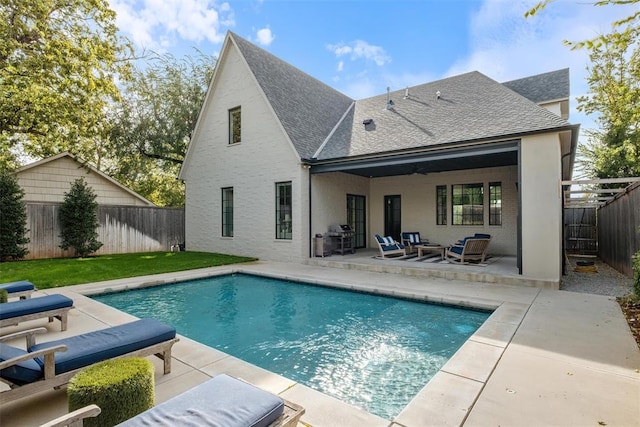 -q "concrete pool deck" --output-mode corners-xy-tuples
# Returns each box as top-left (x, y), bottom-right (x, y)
(1, 260), (639, 426)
